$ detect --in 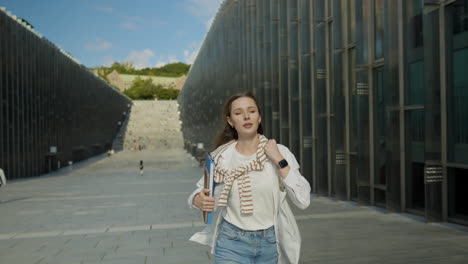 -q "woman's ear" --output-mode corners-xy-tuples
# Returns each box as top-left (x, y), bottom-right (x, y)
(227, 117), (233, 128)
